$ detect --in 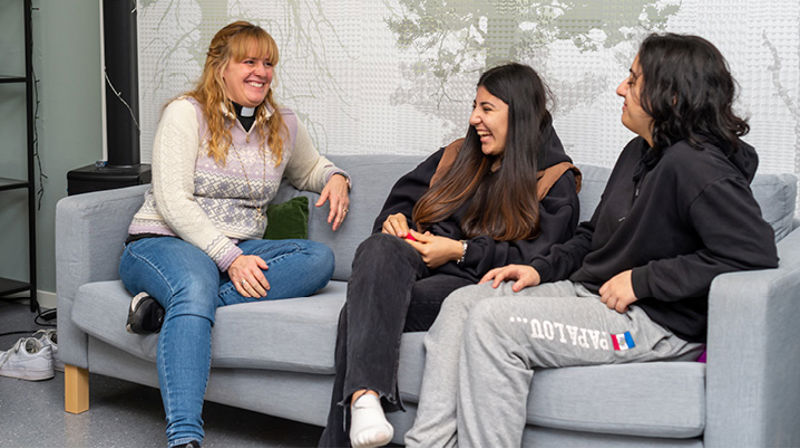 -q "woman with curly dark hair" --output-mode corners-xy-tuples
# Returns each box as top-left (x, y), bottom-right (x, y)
(405, 33), (779, 447)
